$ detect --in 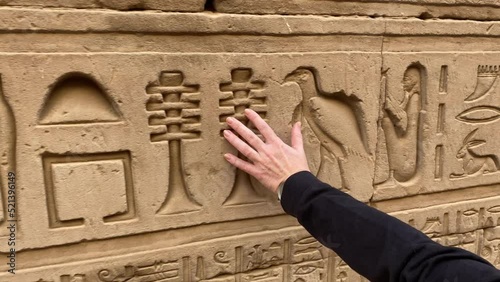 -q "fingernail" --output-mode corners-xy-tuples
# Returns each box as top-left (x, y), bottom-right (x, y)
(223, 130), (230, 137)
(224, 153), (231, 160)
(226, 117), (234, 124)
(297, 121), (302, 128)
